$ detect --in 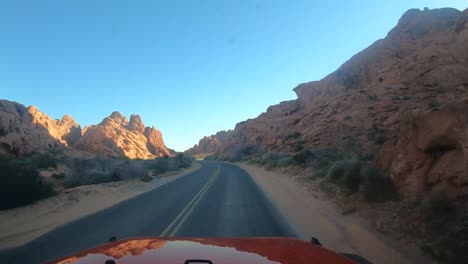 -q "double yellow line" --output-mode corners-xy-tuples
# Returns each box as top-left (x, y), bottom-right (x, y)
(160, 165), (221, 237)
